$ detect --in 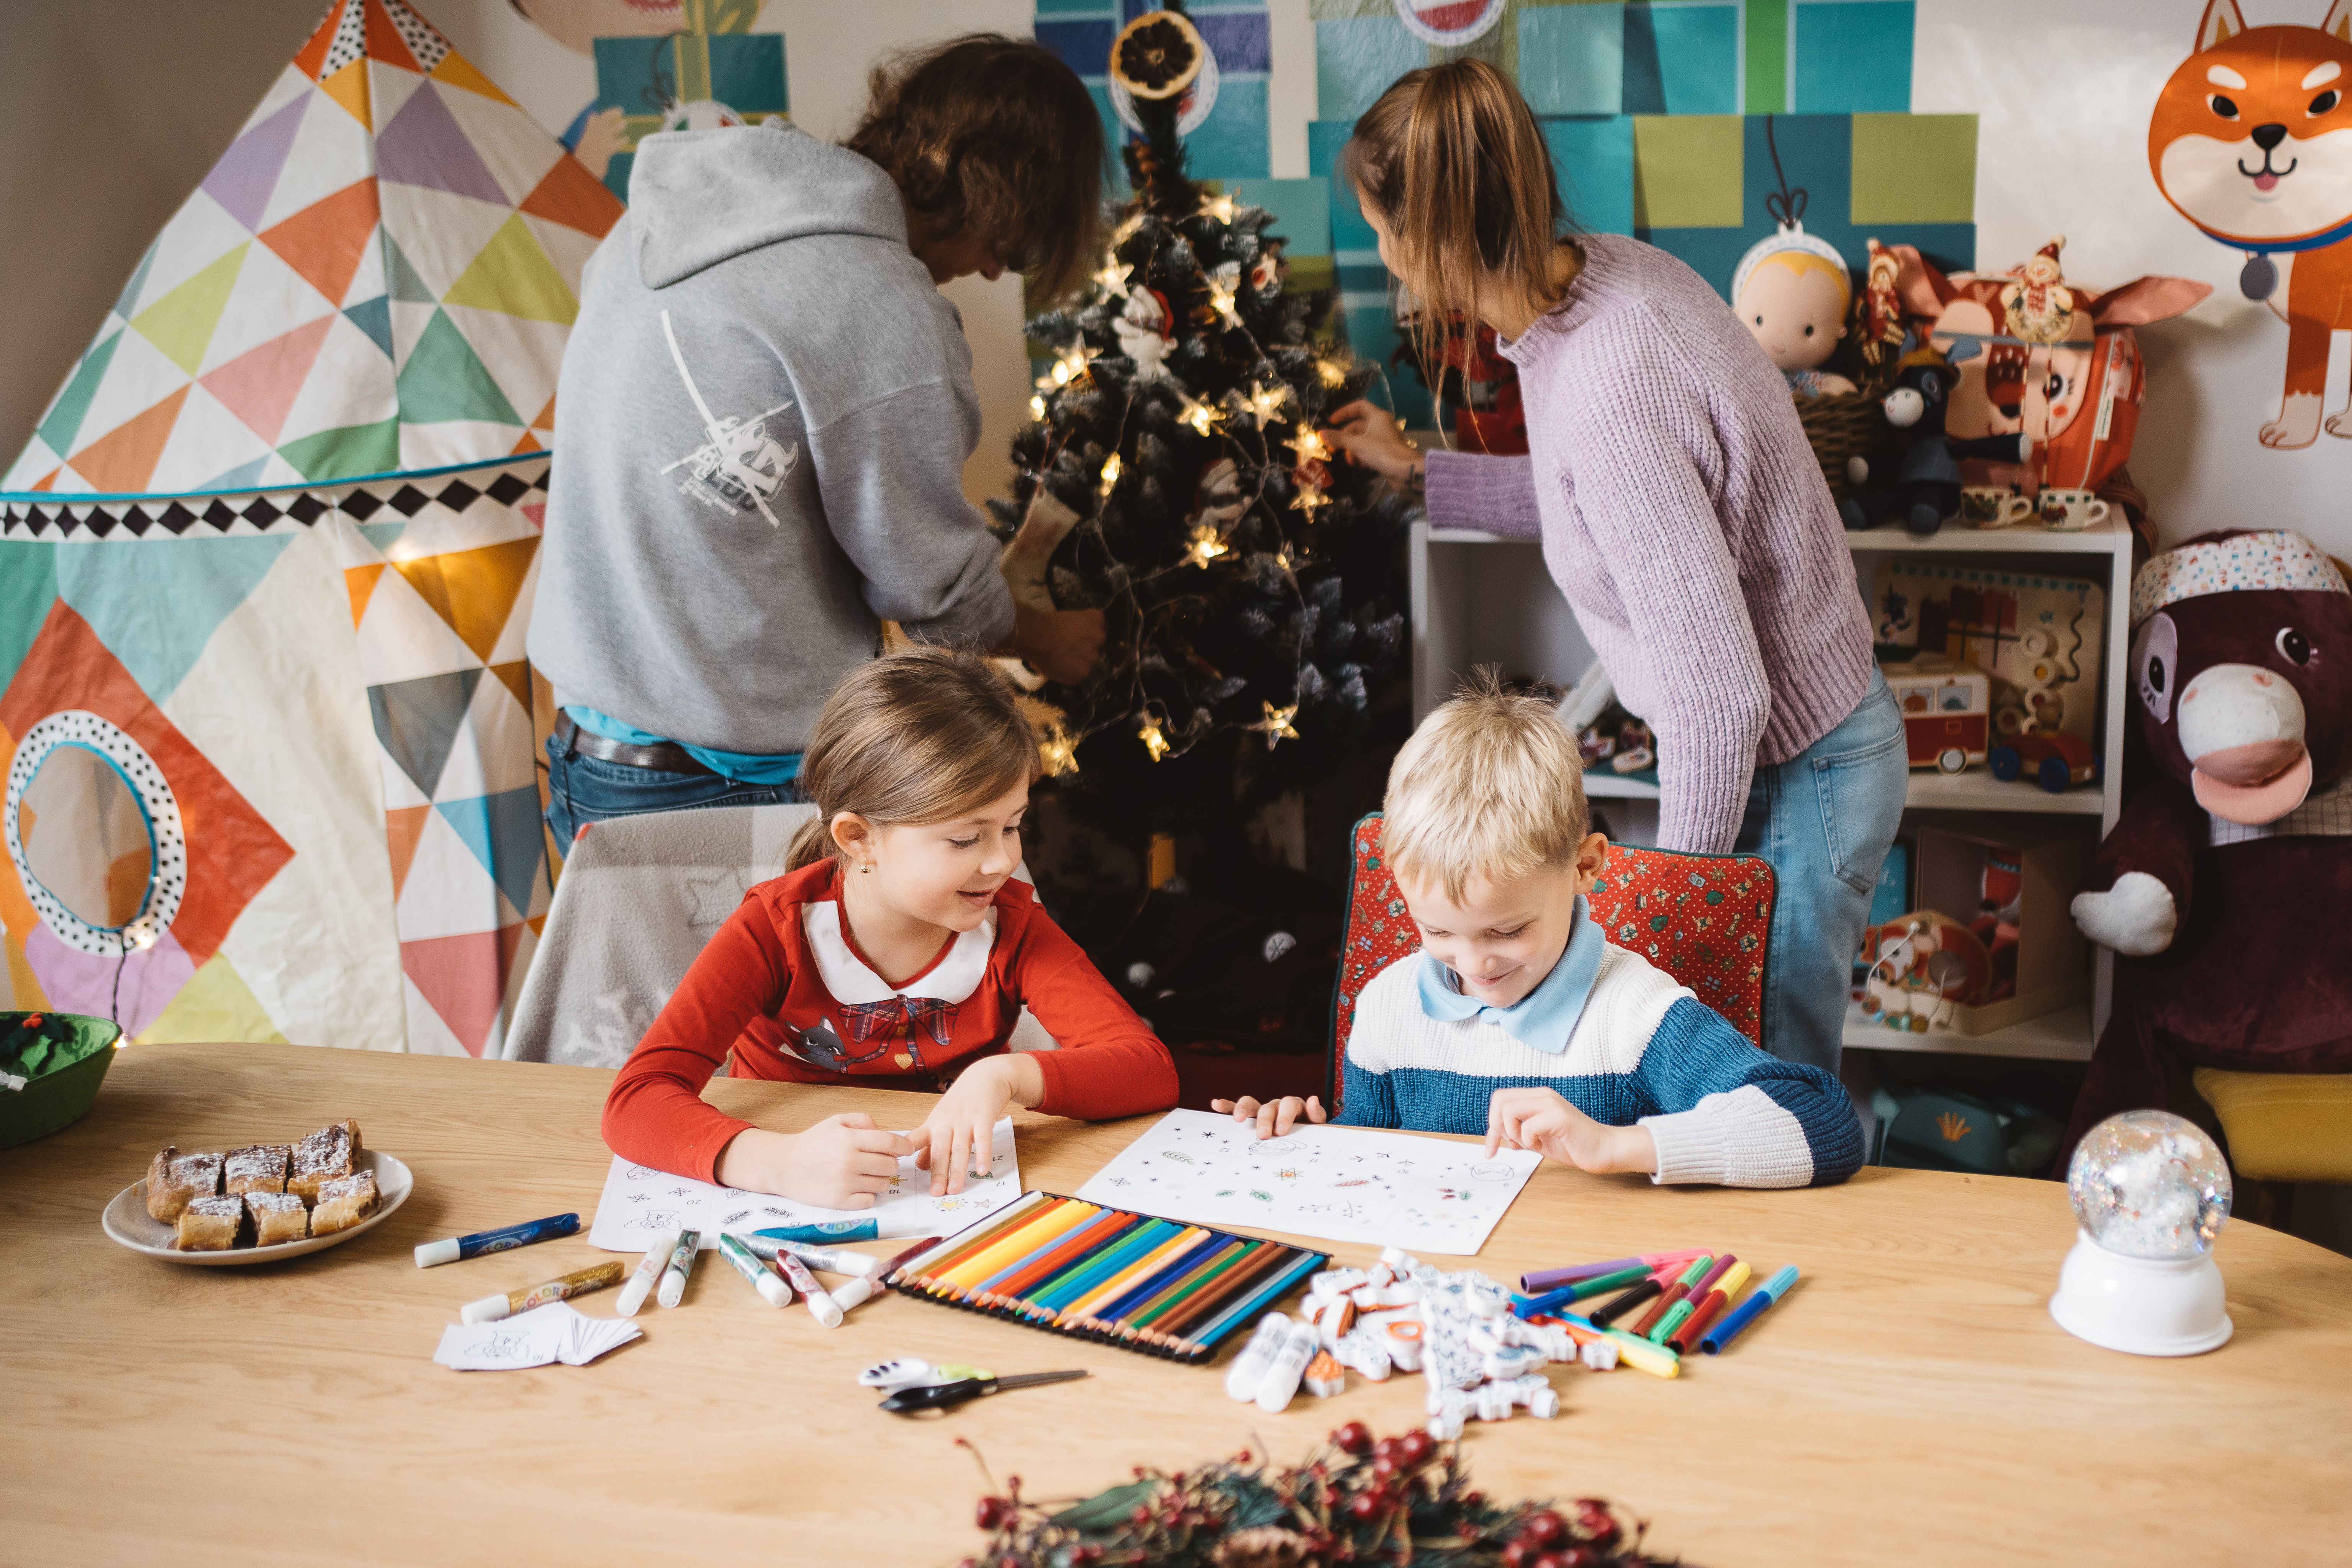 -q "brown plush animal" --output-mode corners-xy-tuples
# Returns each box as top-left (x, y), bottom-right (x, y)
(2065, 529), (2352, 1157)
